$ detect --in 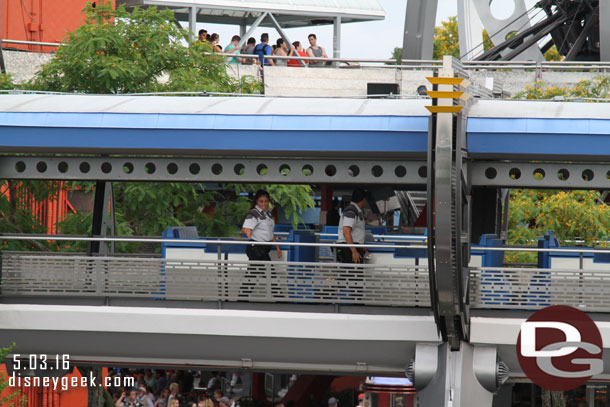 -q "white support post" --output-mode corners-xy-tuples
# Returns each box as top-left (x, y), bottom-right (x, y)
(188, 7), (197, 42)
(333, 16), (341, 63)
